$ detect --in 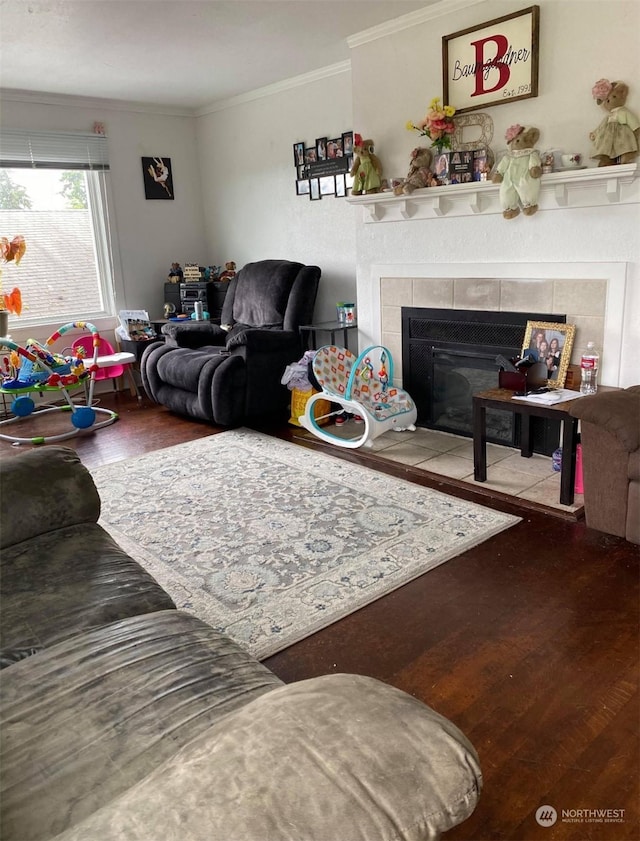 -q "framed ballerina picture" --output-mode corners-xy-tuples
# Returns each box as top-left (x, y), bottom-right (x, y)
(142, 157), (174, 200)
